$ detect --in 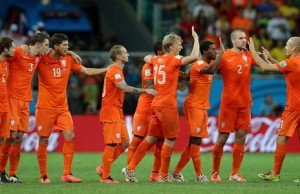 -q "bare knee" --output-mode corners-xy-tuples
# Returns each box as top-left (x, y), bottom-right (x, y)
(235, 130), (247, 144)
(277, 135), (288, 144)
(62, 130), (75, 141)
(216, 133), (229, 146)
(121, 141), (129, 149)
(39, 136), (49, 145)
